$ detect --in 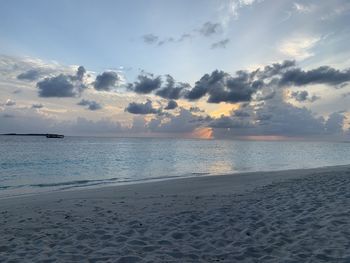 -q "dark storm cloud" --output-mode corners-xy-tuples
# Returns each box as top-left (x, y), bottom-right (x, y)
(164, 100), (178, 110)
(290, 90), (320, 102)
(210, 74), (264, 103)
(155, 75), (189, 99)
(177, 61), (350, 105)
(77, 99), (102, 111)
(185, 70), (227, 101)
(142, 34), (159, 44)
(257, 60), (296, 79)
(279, 66), (350, 87)
(199, 22), (222, 36)
(129, 74), (162, 94)
(37, 66), (87, 97)
(211, 39), (230, 49)
(17, 69), (41, 81)
(93, 71), (119, 91)
(31, 103), (43, 109)
(185, 70), (263, 103)
(37, 74), (77, 97)
(124, 61), (350, 107)
(125, 100), (161, 115)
